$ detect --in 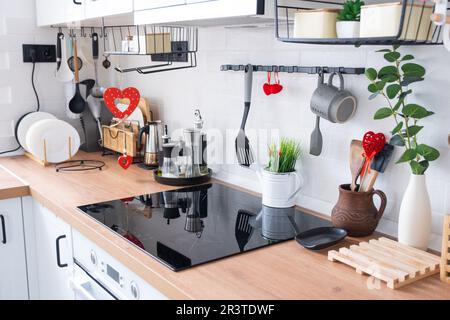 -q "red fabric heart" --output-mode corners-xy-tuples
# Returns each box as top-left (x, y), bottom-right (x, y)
(271, 83), (283, 94)
(263, 83), (272, 96)
(118, 154), (133, 170)
(103, 87), (140, 119)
